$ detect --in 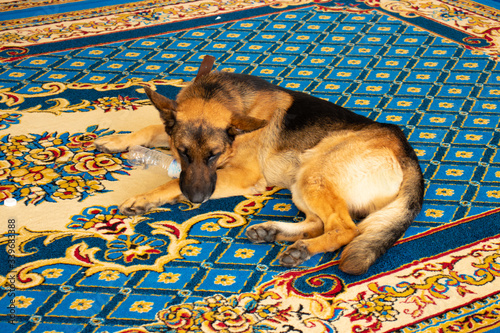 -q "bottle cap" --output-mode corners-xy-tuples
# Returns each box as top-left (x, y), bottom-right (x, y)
(168, 159), (182, 178)
(4, 198), (17, 206)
